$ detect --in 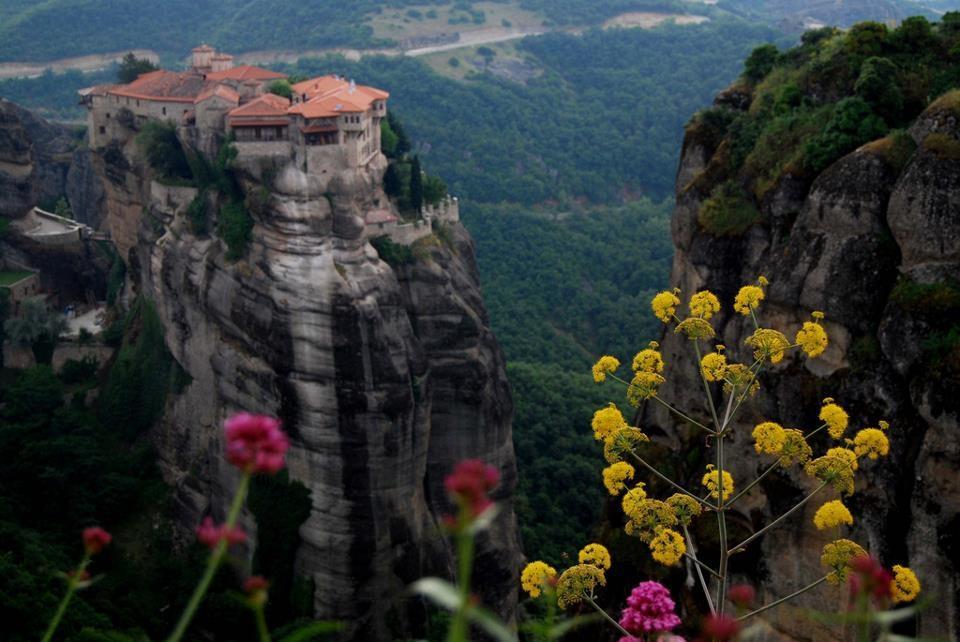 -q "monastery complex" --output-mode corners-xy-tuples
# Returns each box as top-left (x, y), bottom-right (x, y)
(81, 45), (389, 171)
